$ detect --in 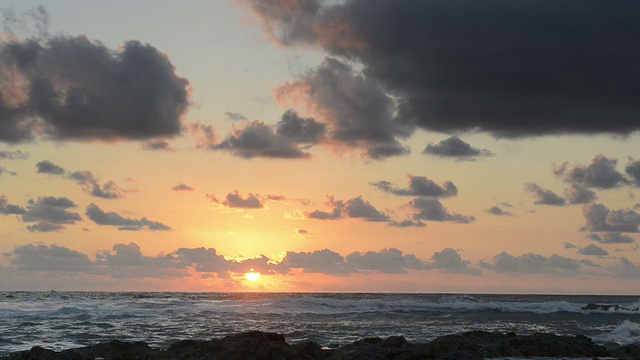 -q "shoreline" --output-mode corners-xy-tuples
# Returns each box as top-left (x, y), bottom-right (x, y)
(3, 330), (639, 360)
